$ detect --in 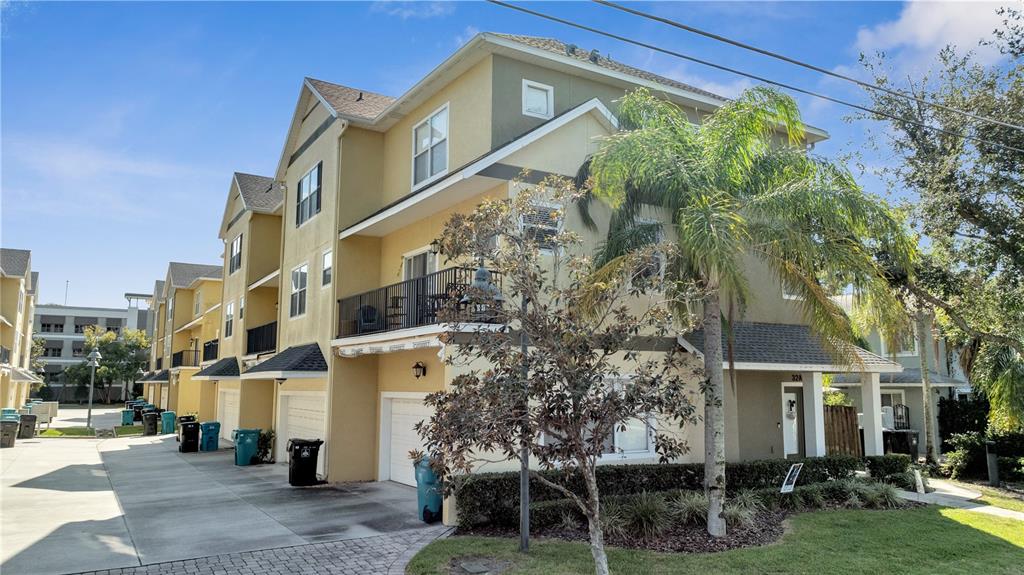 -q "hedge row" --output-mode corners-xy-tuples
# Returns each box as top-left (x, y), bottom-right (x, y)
(455, 454), (868, 528)
(864, 454), (911, 478)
